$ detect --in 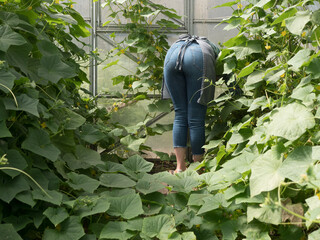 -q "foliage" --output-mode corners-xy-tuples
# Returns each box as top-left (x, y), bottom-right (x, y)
(0, 0), (115, 238)
(100, 0), (181, 157)
(202, 0), (320, 238)
(2, 0), (320, 239)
